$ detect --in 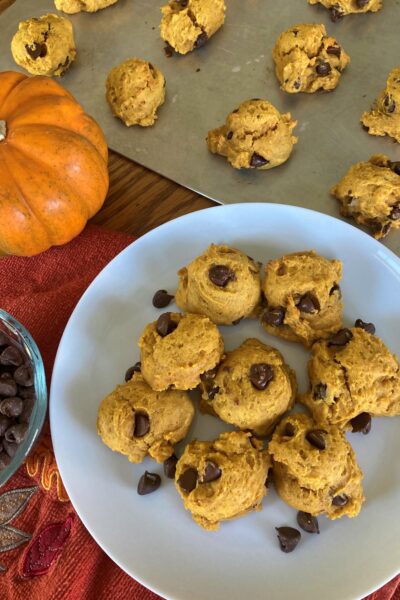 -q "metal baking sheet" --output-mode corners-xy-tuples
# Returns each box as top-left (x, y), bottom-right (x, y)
(1, 0), (399, 254)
